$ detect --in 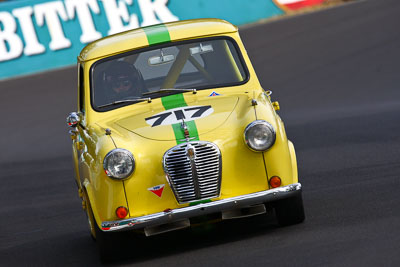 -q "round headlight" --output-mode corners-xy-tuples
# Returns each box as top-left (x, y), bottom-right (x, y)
(103, 149), (135, 179)
(244, 120), (276, 151)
